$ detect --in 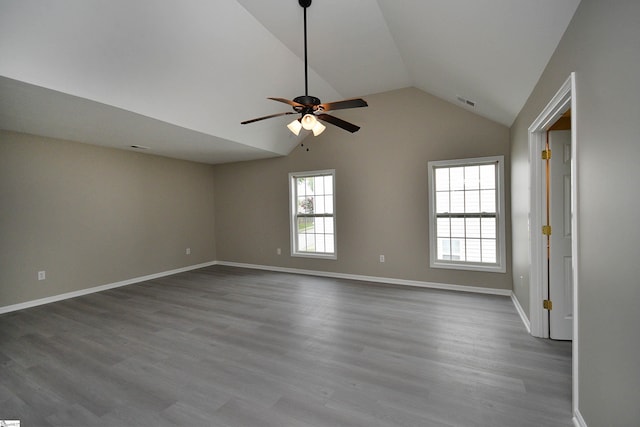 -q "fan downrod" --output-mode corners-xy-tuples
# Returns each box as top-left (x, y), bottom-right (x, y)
(240, 0), (367, 133)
